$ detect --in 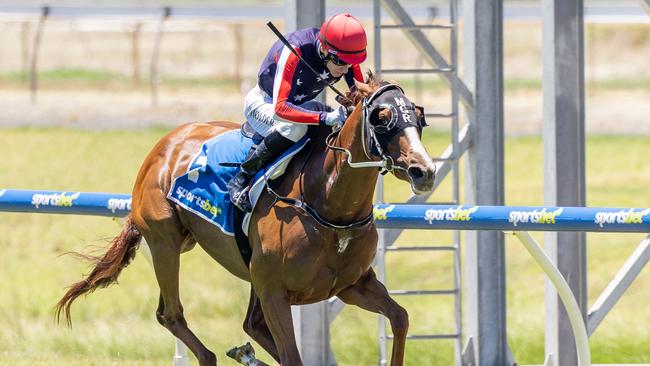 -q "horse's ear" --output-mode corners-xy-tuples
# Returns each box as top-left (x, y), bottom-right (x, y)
(415, 105), (428, 127)
(415, 105), (424, 119)
(354, 80), (374, 96)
